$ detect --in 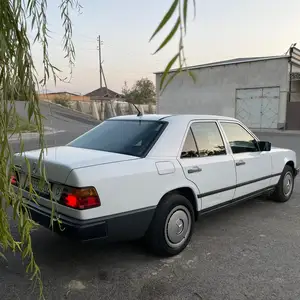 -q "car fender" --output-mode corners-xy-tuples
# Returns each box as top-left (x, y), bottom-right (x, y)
(269, 147), (297, 185)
